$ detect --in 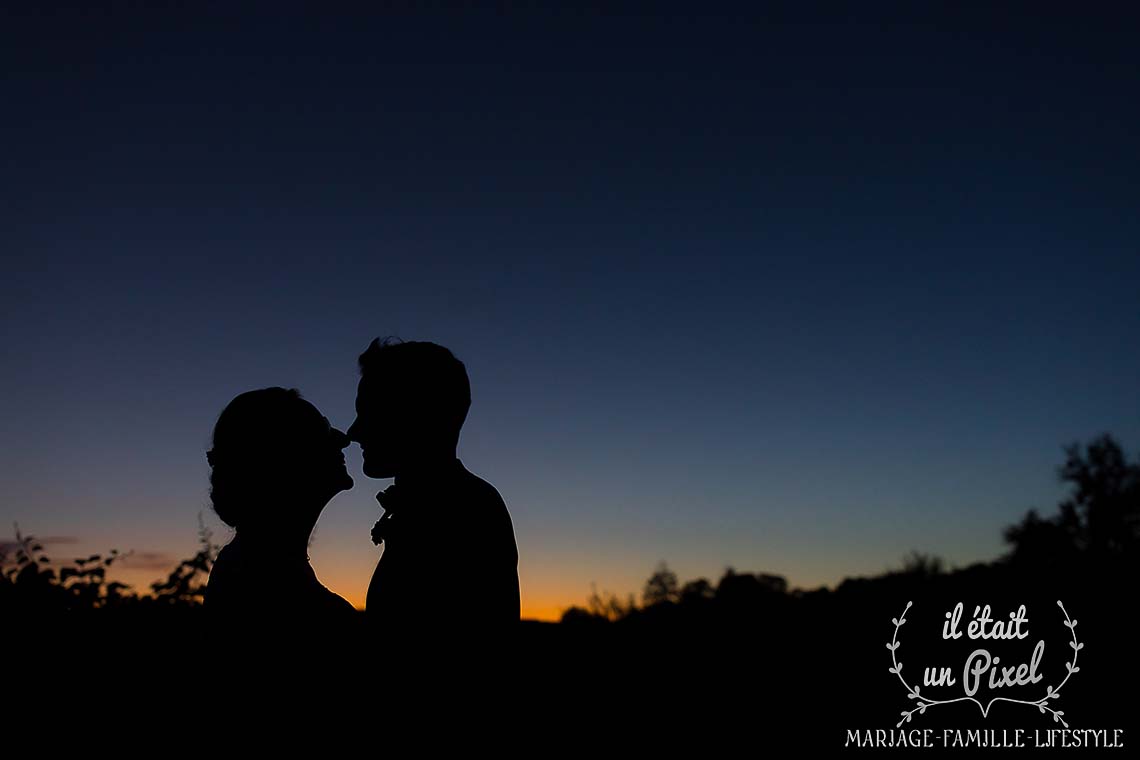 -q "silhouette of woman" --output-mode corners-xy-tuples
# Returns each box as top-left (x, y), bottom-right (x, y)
(204, 387), (357, 631)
